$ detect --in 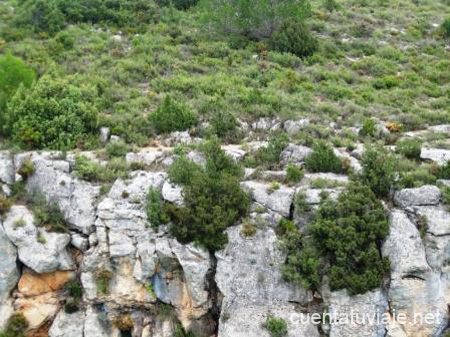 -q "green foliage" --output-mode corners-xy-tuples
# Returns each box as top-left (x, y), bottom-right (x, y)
(254, 133), (289, 168)
(396, 139), (423, 160)
(309, 182), (390, 295)
(360, 145), (398, 197)
(0, 54), (35, 130)
(442, 18), (450, 39)
(146, 187), (168, 229)
(200, 0), (311, 39)
(95, 269), (113, 295)
(150, 96), (198, 134)
(323, 0), (340, 12)
(270, 19), (318, 58)
(74, 156), (129, 182)
(64, 299), (79, 314)
(165, 139), (249, 251)
(26, 192), (69, 233)
(18, 159), (34, 179)
(359, 118), (378, 138)
(441, 186), (450, 208)
(15, 0), (159, 35)
(65, 279), (83, 300)
(6, 75), (98, 150)
(305, 141), (342, 173)
(0, 195), (12, 215)
(158, 0), (199, 10)
(210, 109), (239, 141)
(266, 316), (288, 337)
(285, 164), (304, 184)
(437, 161), (450, 179)
(0, 313), (29, 337)
(106, 140), (130, 158)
